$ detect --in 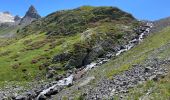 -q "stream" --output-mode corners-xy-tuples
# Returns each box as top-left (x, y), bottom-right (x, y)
(13, 22), (153, 100)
